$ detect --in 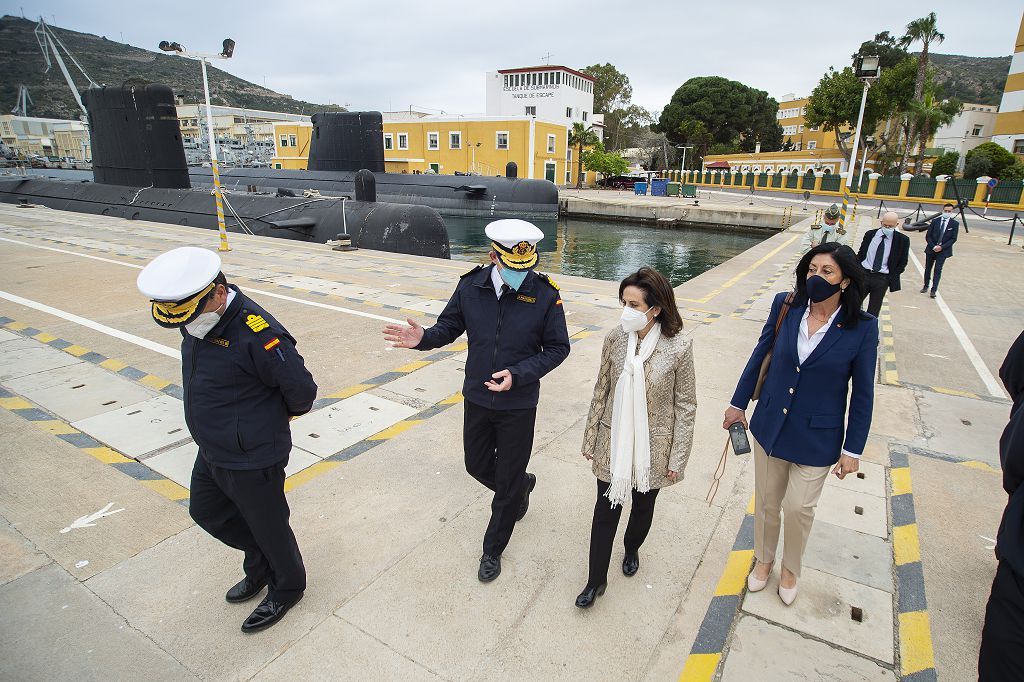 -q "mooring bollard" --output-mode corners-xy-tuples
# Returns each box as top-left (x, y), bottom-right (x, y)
(332, 232), (357, 252)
